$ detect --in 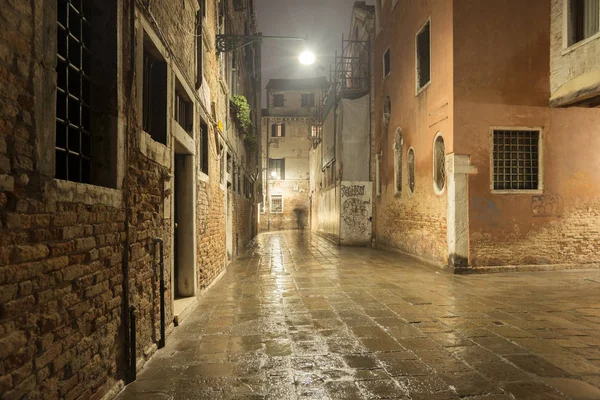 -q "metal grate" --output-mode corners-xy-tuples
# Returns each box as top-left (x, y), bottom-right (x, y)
(434, 136), (445, 191)
(56, 0), (94, 183)
(270, 195), (283, 213)
(394, 129), (402, 193)
(408, 148), (415, 193)
(493, 130), (539, 190)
